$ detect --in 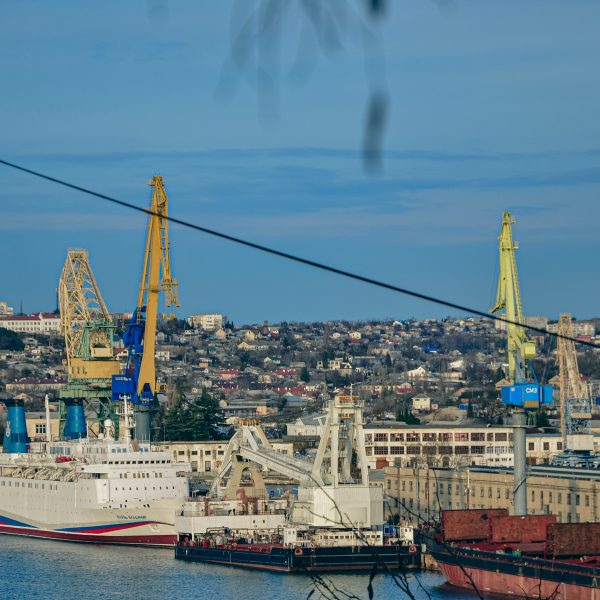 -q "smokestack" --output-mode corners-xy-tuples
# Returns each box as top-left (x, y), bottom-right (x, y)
(1, 397), (29, 453)
(63, 399), (87, 440)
